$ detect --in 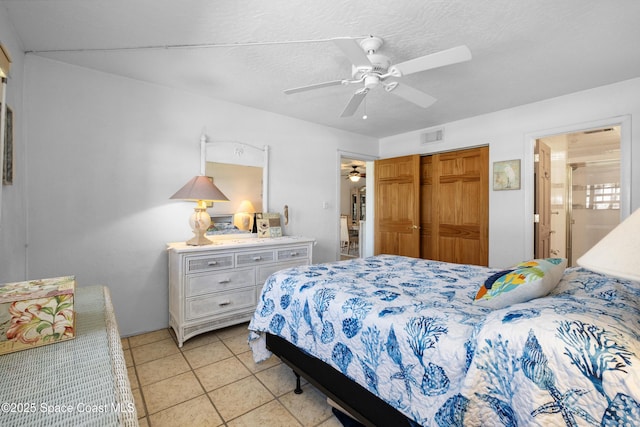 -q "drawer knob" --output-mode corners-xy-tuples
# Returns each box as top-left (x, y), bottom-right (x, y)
(207, 261), (218, 266)
(290, 252), (298, 256)
(252, 256), (262, 261)
(218, 279), (231, 284)
(218, 301), (231, 306)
